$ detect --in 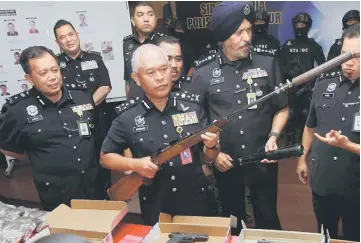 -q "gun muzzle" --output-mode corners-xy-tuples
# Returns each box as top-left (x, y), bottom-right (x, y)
(235, 144), (304, 166)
